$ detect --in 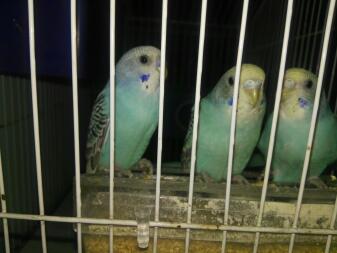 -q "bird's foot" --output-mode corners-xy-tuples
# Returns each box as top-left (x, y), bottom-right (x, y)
(232, 175), (250, 185)
(307, 176), (327, 189)
(254, 171), (267, 186)
(256, 170), (272, 186)
(201, 172), (214, 183)
(137, 158), (154, 179)
(115, 167), (133, 178)
(268, 183), (280, 192)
